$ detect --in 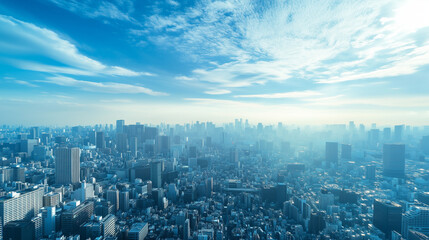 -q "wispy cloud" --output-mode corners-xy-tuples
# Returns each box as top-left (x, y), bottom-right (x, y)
(39, 76), (167, 96)
(0, 15), (152, 77)
(15, 80), (38, 88)
(204, 89), (231, 95)
(140, 0), (429, 89)
(235, 91), (321, 99)
(47, 0), (137, 23)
